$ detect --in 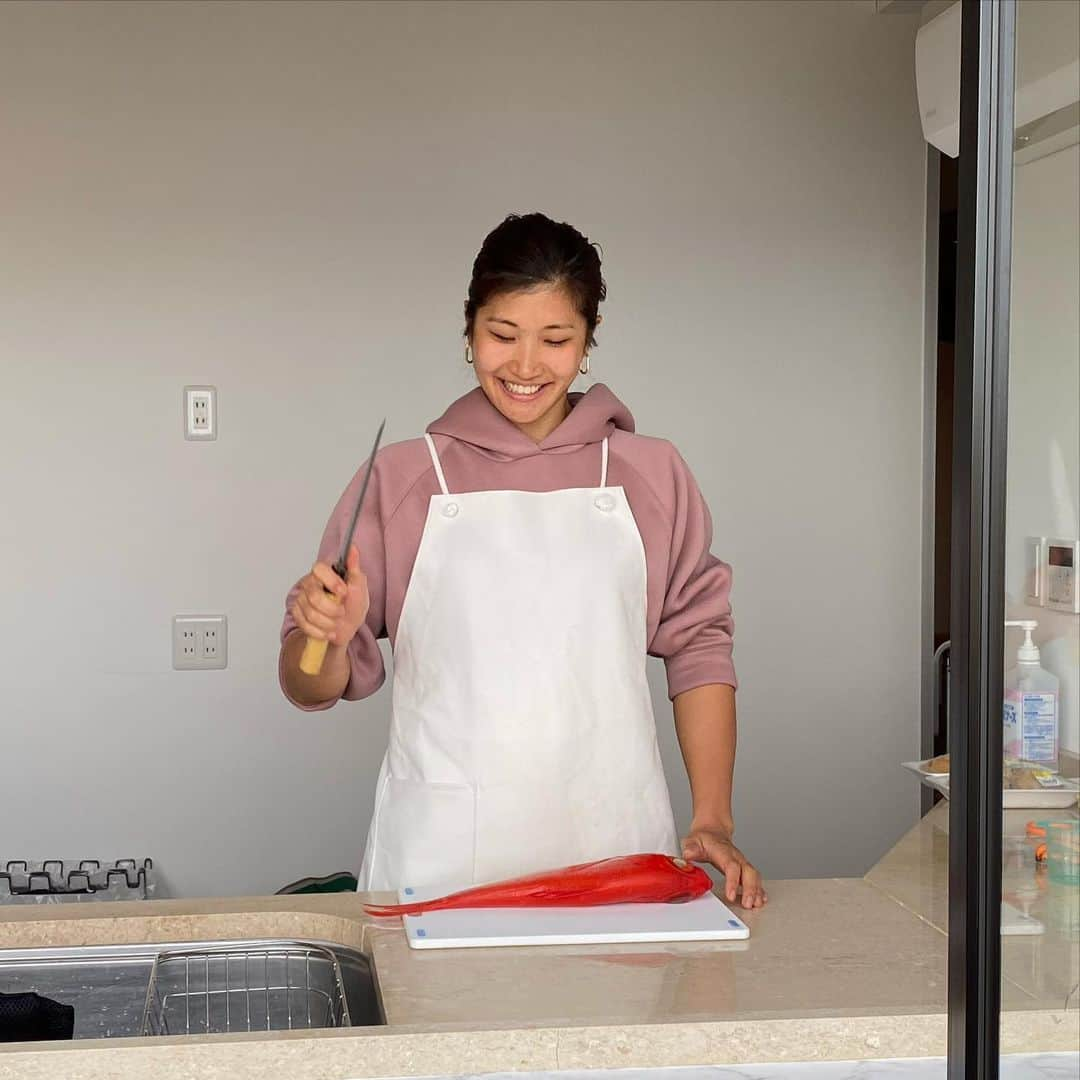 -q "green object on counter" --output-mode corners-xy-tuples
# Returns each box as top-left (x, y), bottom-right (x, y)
(276, 872), (358, 895)
(1046, 822), (1080, 885)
